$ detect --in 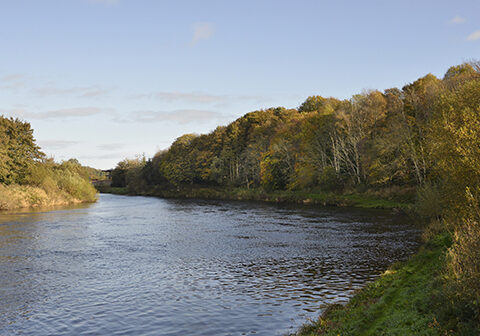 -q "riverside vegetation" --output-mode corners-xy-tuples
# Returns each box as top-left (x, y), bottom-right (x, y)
(0, 116), (97, 210)
(105, 62), (480, 334)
